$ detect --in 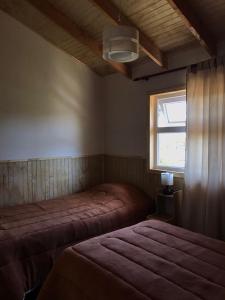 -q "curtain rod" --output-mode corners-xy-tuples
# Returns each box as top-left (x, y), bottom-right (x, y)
(133, 66), (187, 81)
